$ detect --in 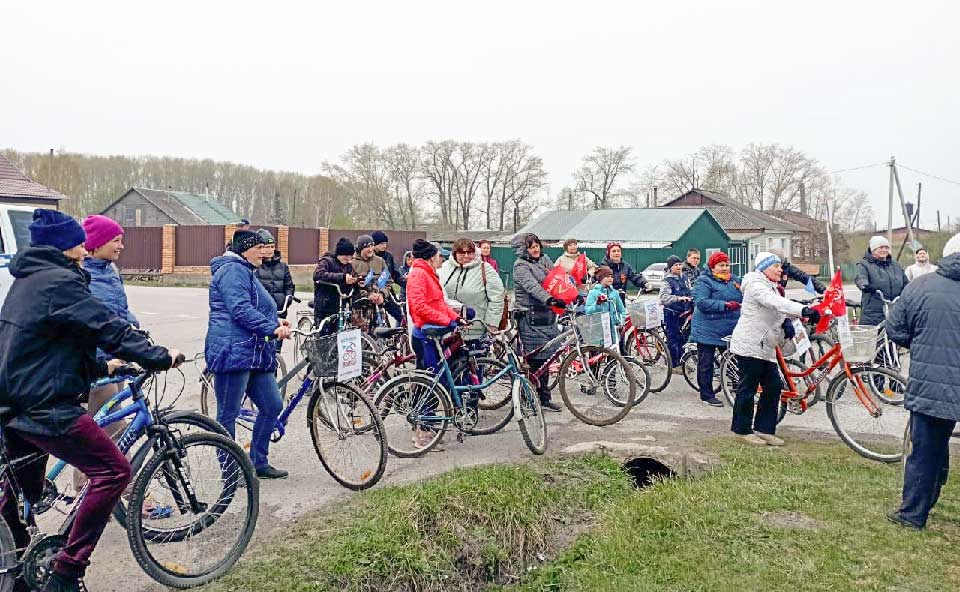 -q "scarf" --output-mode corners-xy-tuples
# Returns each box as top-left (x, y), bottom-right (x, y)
(714, 271), (731, 281)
